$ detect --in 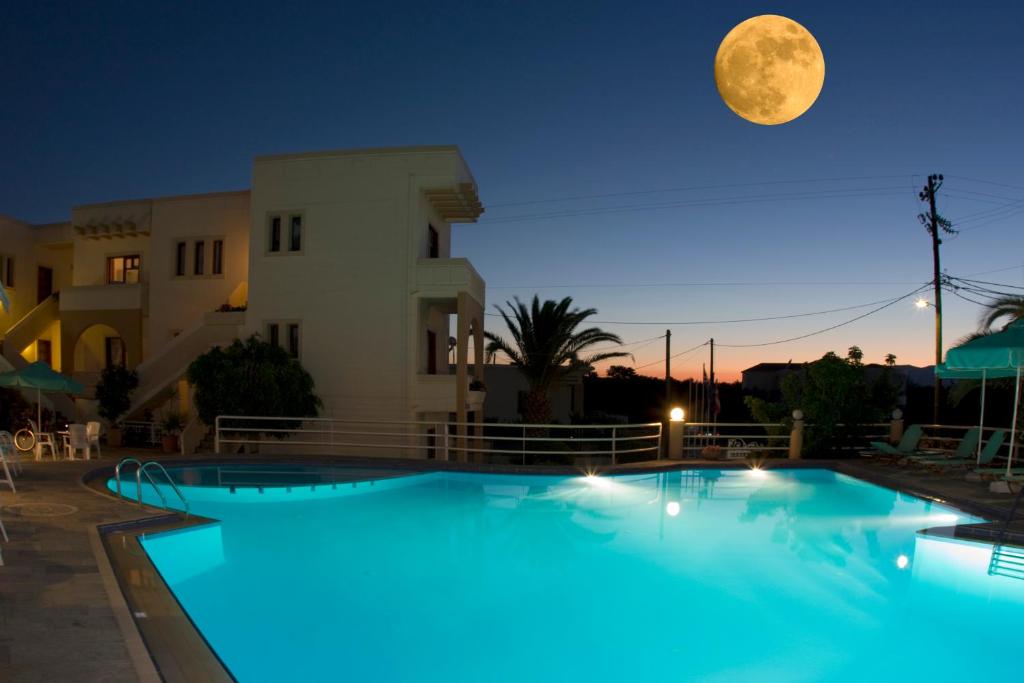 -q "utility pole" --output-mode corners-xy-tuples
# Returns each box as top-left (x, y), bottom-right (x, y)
(709, 338), (715, 426)
(664, 329), (671, 458)
(919, 173), (954, 424)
